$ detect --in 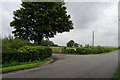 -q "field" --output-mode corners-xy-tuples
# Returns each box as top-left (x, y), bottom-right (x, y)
(50, 47), (76, 53)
